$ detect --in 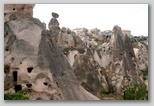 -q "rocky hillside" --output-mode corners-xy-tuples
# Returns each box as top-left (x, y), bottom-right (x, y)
(4, 4), (148, 100)
(4, 4), (99, 100)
